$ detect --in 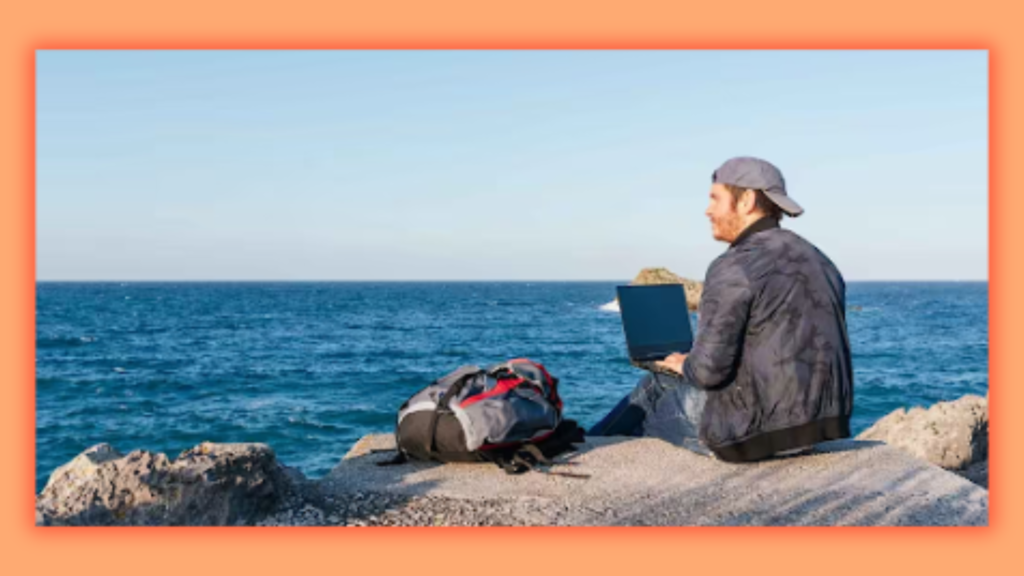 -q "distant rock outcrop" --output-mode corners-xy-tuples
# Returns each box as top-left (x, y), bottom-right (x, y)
(603, 267), (704, 312)
(35, 442), (306, 526)
(857, 394), (988, 488)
